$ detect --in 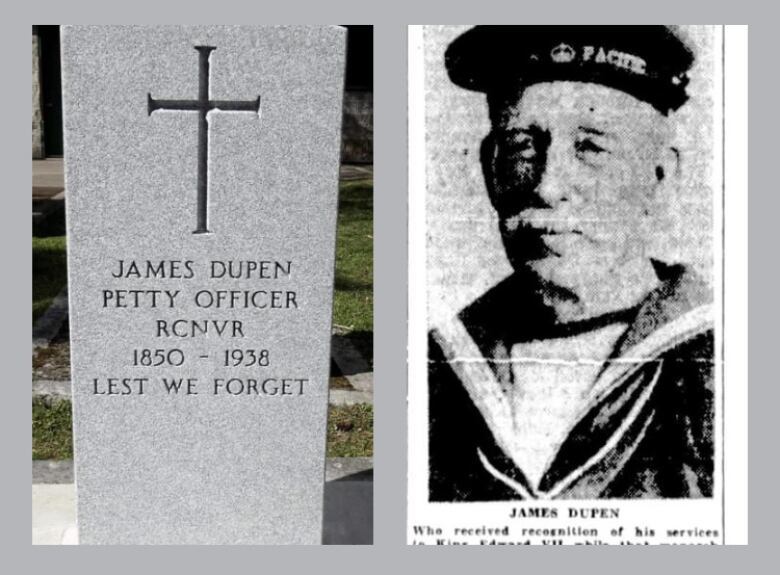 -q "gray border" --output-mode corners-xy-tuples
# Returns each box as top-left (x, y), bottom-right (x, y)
(721, 26), (726, 539)
(748, 19), (762, 551)
(0, 1), (770, 571)
(373, 22), (407, 548)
